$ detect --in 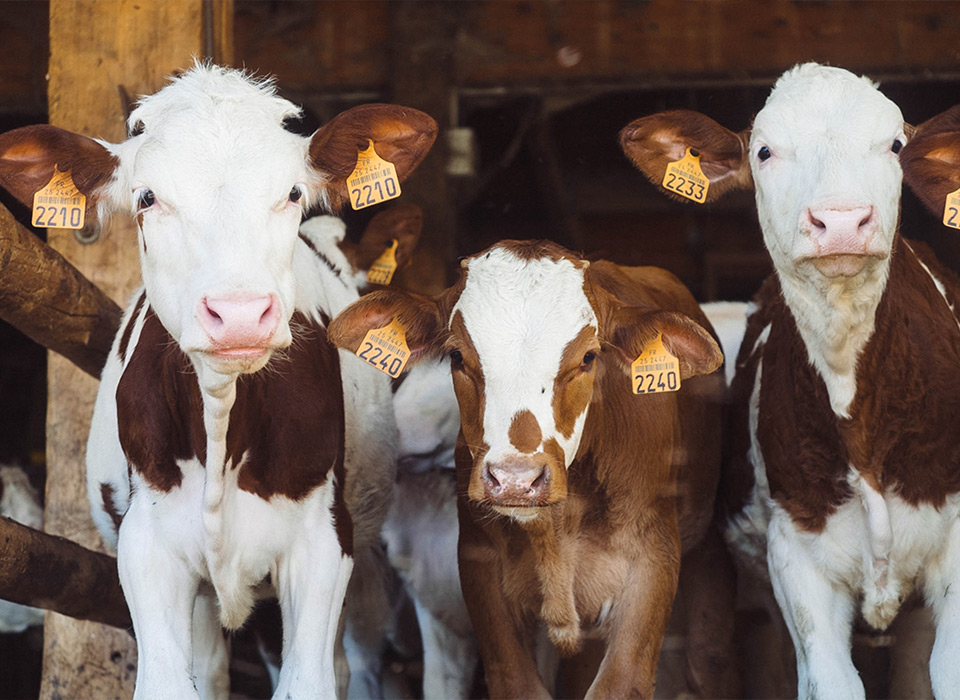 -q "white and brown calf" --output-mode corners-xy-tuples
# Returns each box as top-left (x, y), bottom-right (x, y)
(0, 64), (435, 699)
(623, 63), (960, 699)
(329, 240), (737, 699)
